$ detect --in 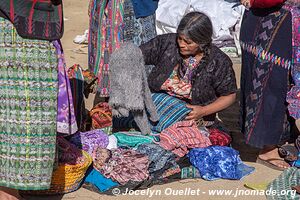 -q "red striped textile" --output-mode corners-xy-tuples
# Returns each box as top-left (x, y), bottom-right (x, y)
(159, 121), (212, 157)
